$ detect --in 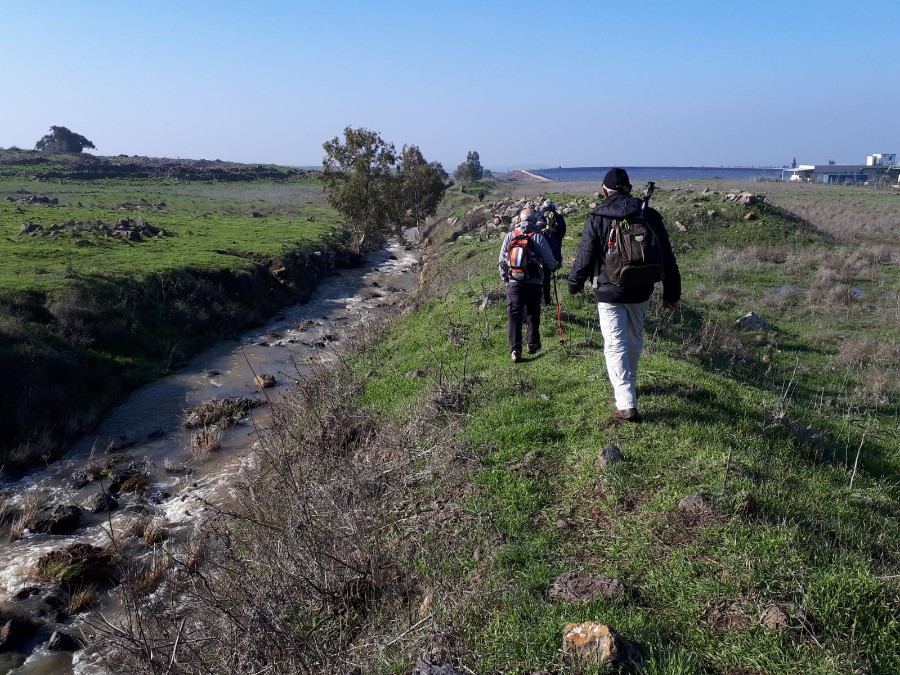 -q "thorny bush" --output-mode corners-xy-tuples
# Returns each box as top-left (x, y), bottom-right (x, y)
(91, 350), (471, 674)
